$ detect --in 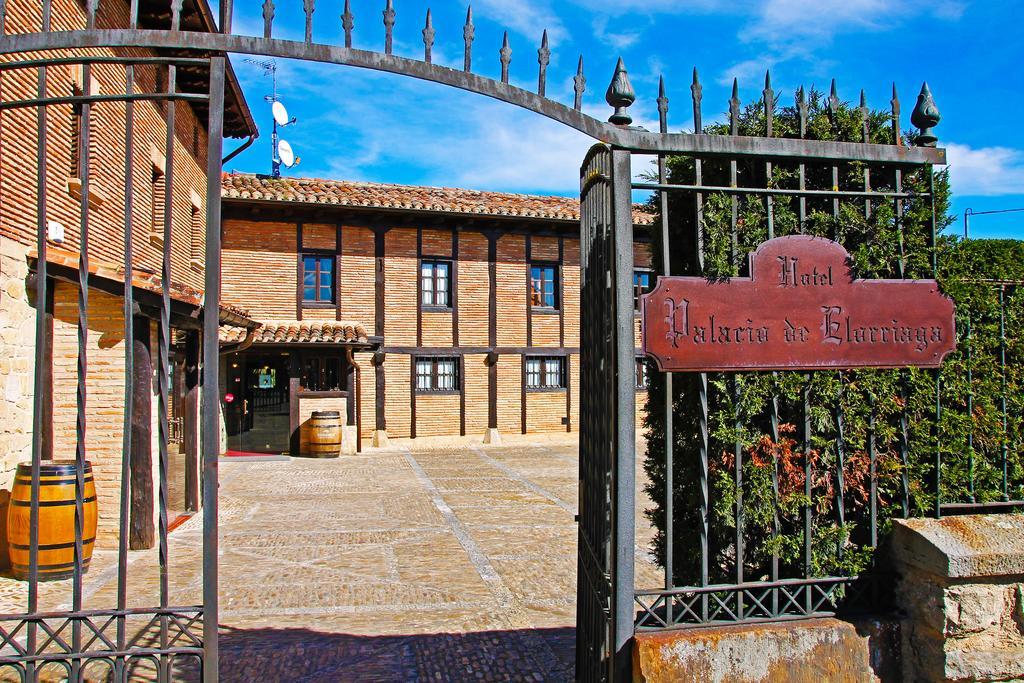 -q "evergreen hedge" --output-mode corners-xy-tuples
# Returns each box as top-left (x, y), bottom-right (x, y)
(641, 89), (1023, 588)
